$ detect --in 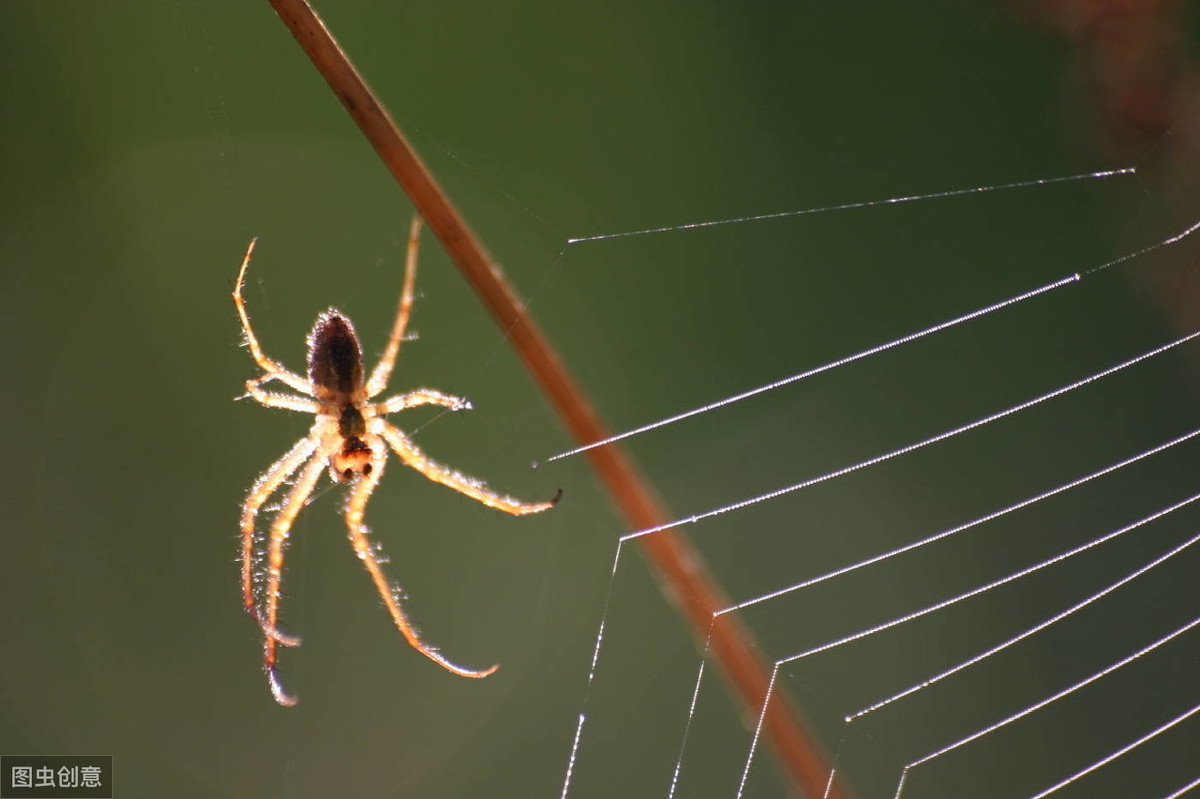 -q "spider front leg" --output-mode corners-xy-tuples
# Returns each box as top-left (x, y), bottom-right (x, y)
(379, 421), (561, 515)
(366, 215), (423, 398)
(345, 441), (499, 678)
(260, 451), (328, 706)
(233, 238), (315, 396)
(240, 435), (319, 630)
